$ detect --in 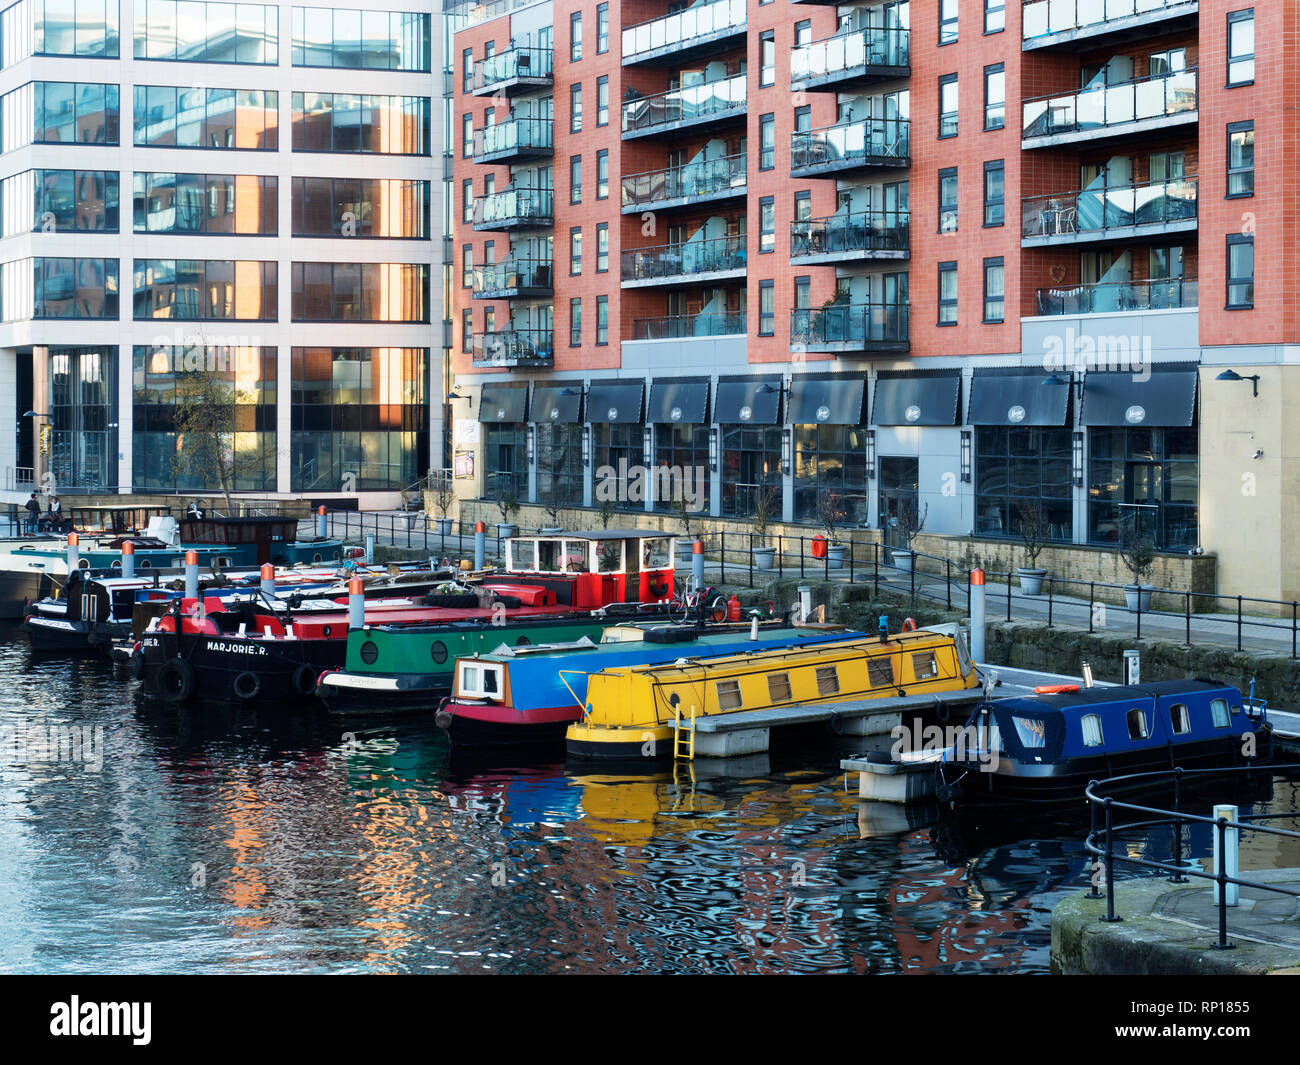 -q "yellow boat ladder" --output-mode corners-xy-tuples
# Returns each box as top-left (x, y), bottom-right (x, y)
(672, 701), (697, 762)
